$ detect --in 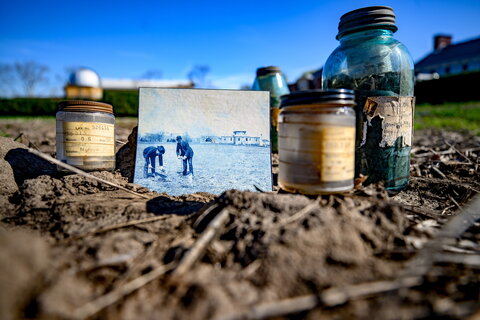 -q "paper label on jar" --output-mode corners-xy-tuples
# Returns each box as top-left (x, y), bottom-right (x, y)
(63, 122), (115, 157)
(271, 107), (281, 129)
(317, 127), (355, 182)
(361, 96), (415, 148)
